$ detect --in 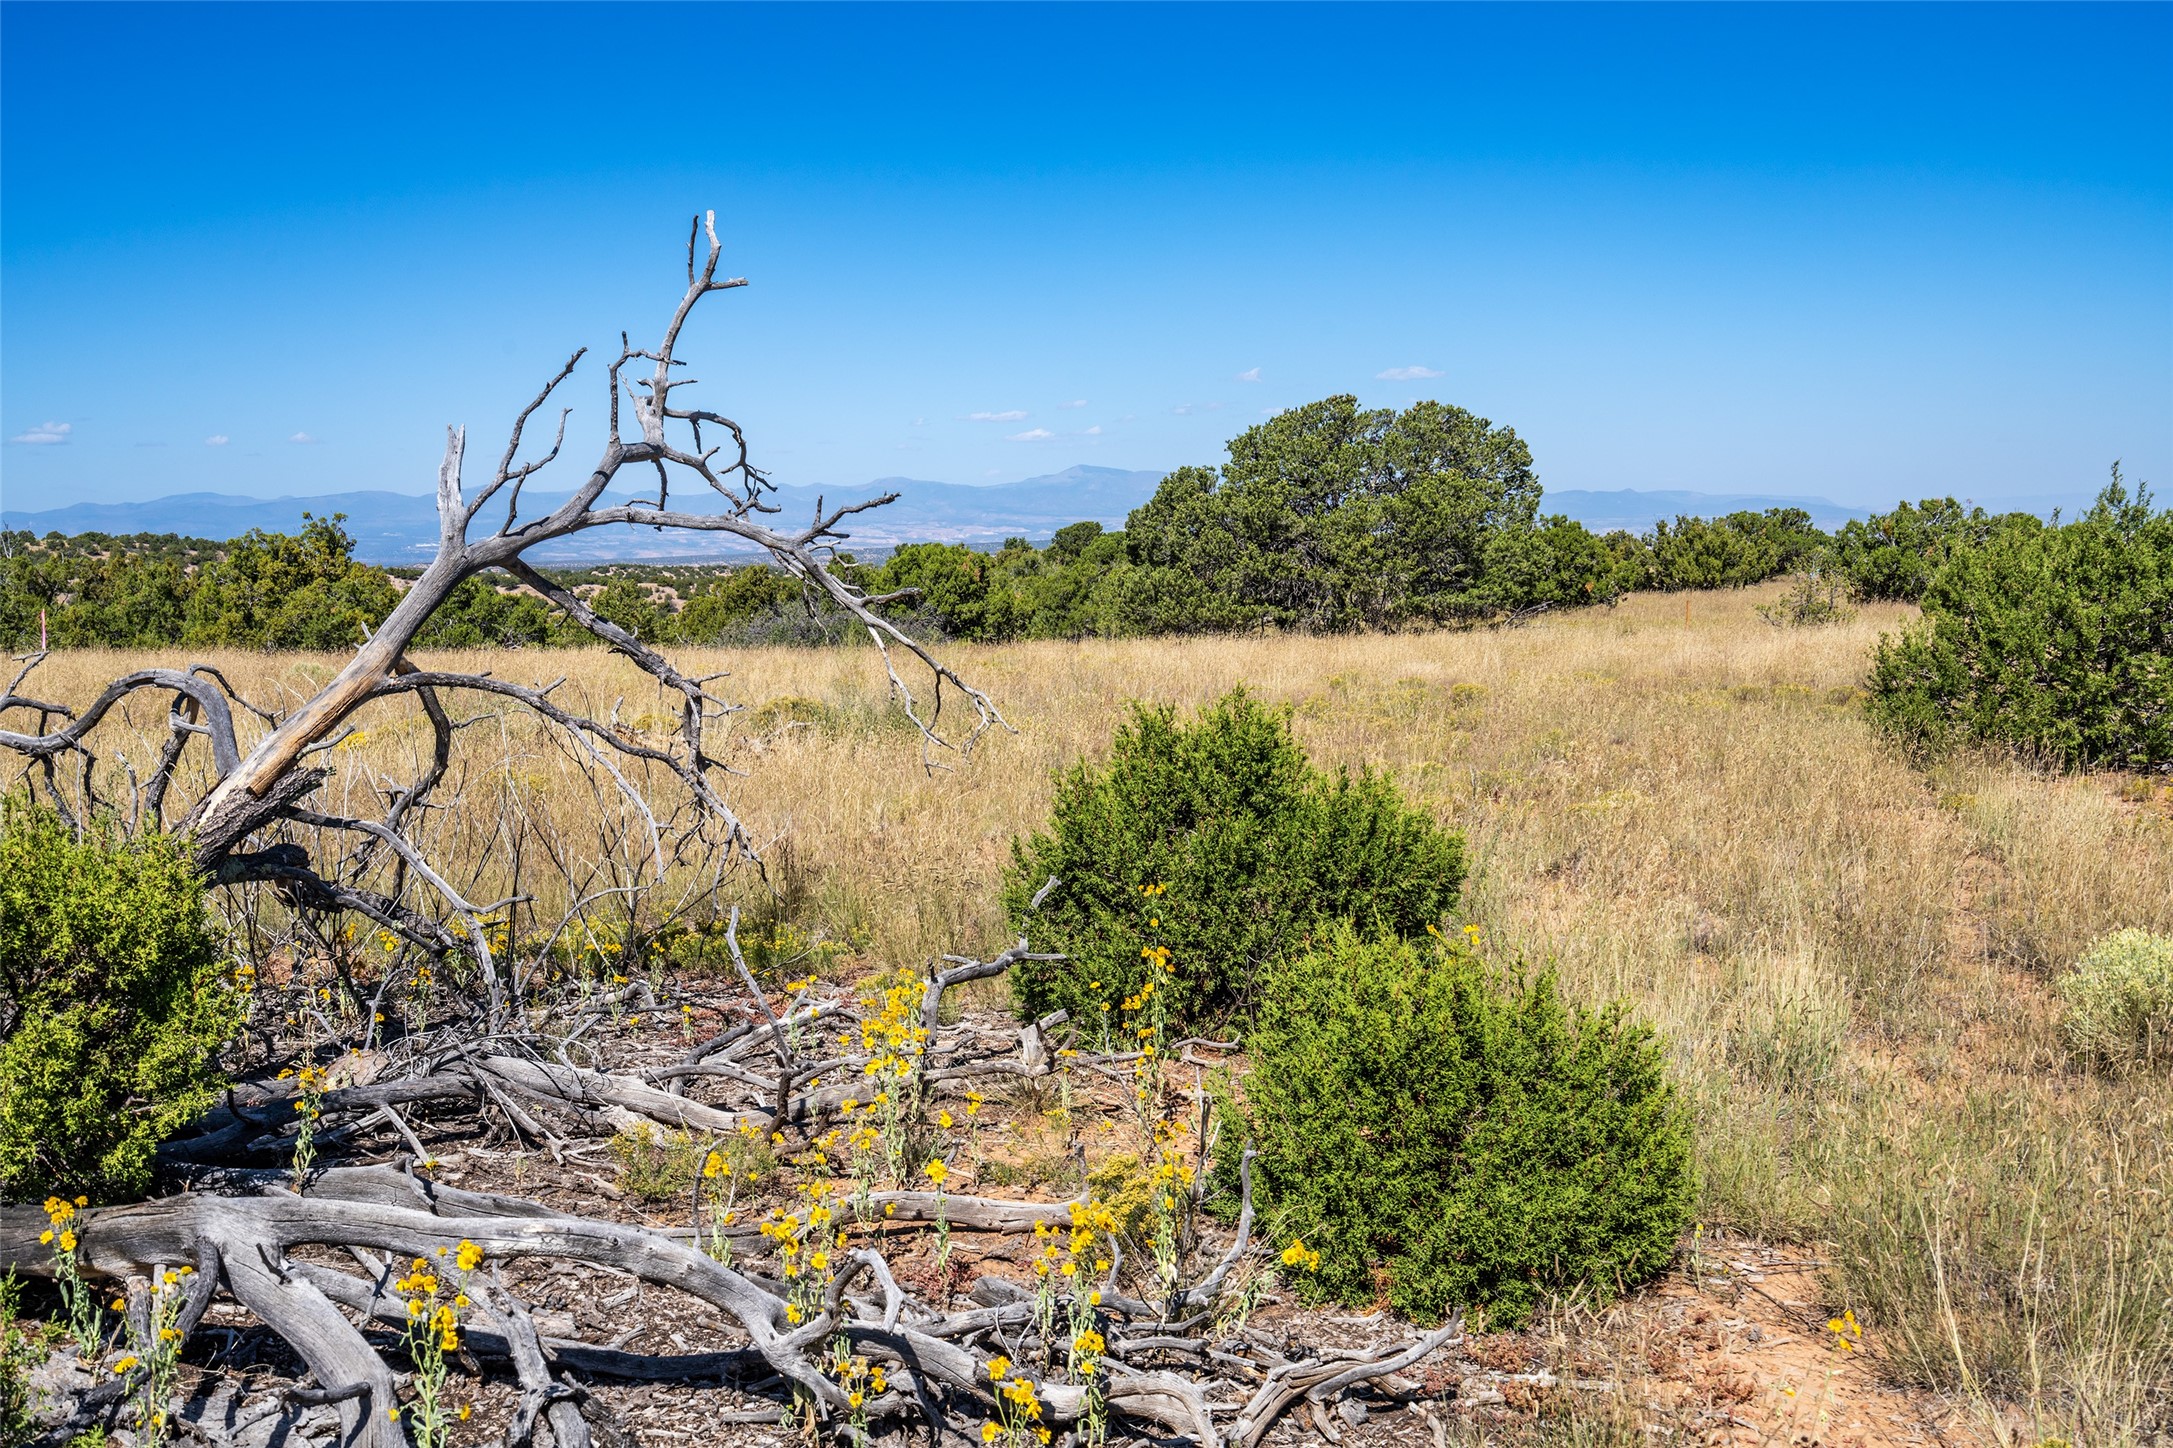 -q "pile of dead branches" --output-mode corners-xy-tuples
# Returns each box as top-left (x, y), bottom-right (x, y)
(4, 946), (1461, 1448)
